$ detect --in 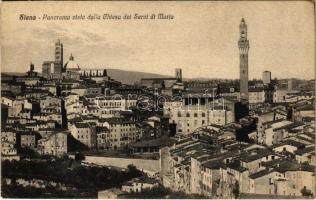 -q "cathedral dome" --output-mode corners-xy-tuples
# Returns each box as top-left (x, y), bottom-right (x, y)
(64, 54), (80, 70)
